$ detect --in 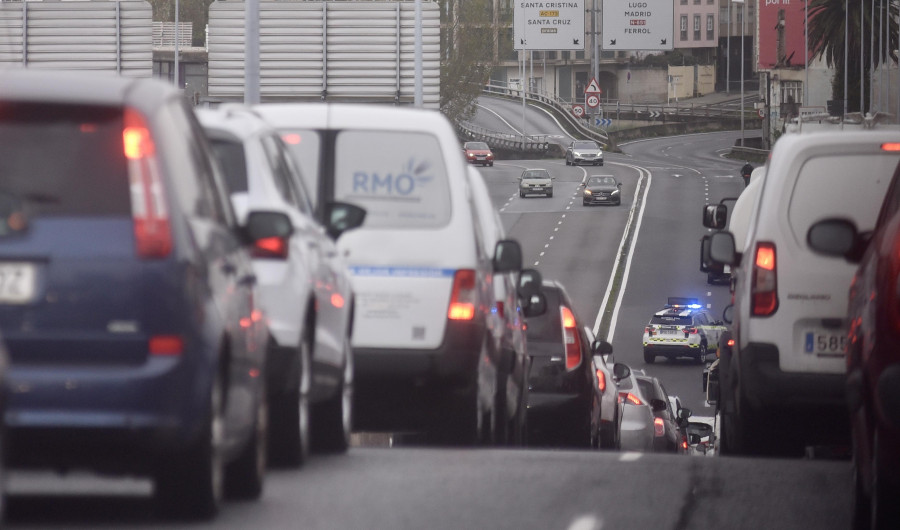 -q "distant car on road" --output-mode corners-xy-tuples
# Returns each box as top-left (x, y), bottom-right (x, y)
(582, 175), (621, 206)
(463, 141), (494, 167)
(565, 140), (604, 166)
(642, 298), (726, 364)
(519, 168), (554, 198)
